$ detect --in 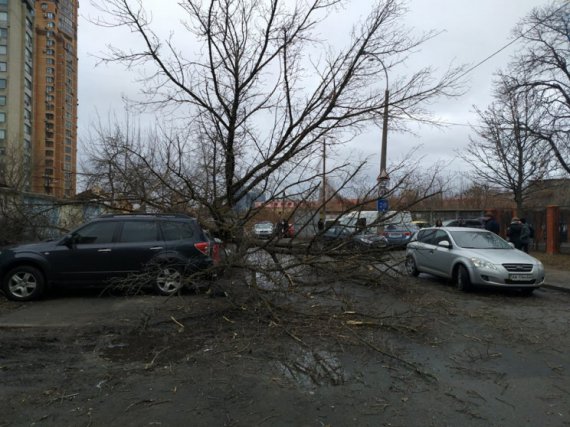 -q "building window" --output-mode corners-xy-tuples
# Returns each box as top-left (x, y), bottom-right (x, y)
(0, 29), (7, 38)
(45, 140), (54, 147)
(65, 146), (72, 153)
(46, 76), (54, 83)
(47, 39), (55, 47)
(47, 58), (55, 65)
(0, 13), (7, 22)
(0, 96), (5, 105)
(46, 113), (54, 120)
(25, 124), (31, 135)
(0, 62), (5, 72)
(47, 22), (55, 28)
(0, 112), (5, 123)
(46, 49), (54, 55)
(25, 78), (32, 90)
(0, 79), (6, 89)
(47, 67), (54, 74)
(0, 46), (6, 55)
(41, 3), (48, 10)
(45, 159), (54, 167)
(0, 129), (5, 141)
(46, 12), (55, 19)
(45, 150), (53, 157)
